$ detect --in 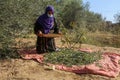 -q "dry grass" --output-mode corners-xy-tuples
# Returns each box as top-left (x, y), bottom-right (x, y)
(86, 32), (120, 48)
